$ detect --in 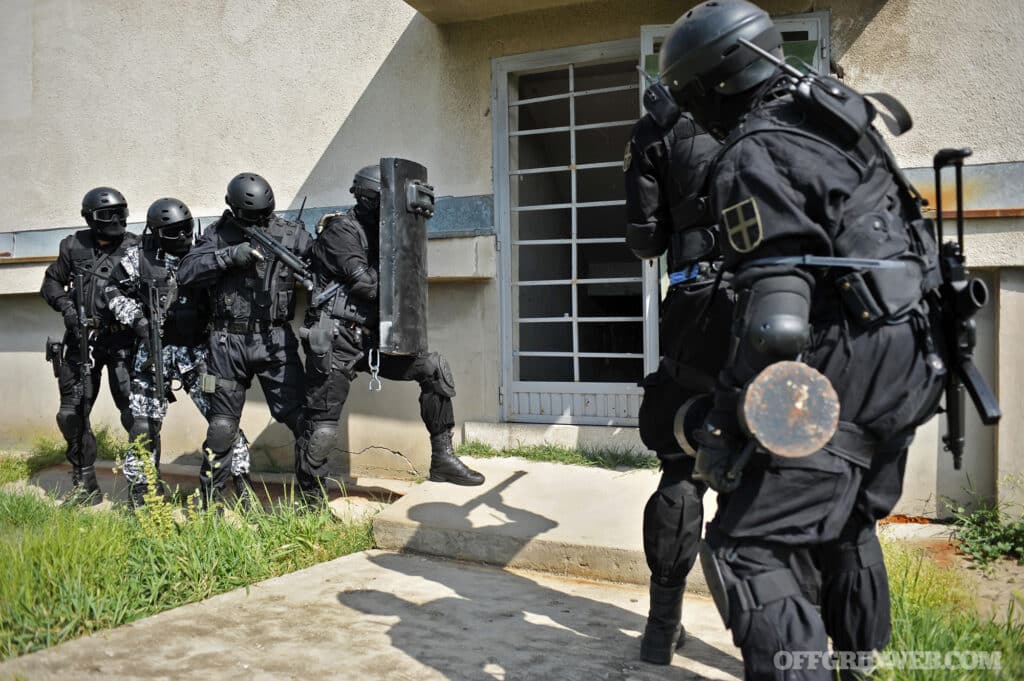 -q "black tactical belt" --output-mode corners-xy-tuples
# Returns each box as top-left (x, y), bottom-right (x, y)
(213, 319), (284, 334)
